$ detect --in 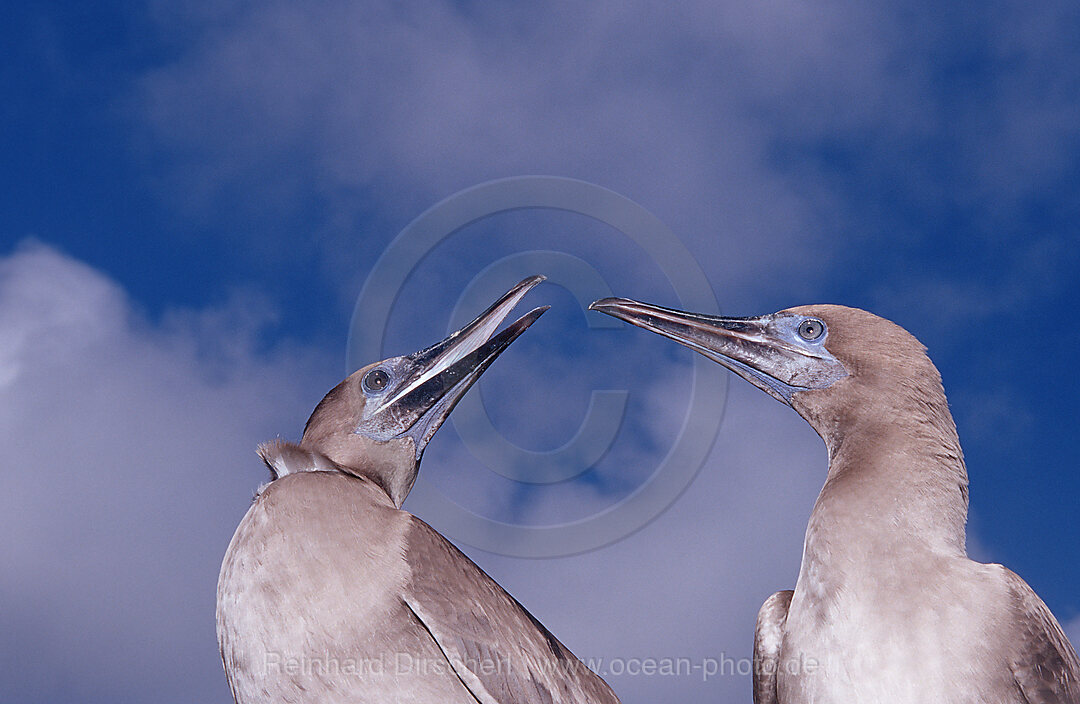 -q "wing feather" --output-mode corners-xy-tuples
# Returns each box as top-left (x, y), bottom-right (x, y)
(402, 517), (619, 704)
(753, 590), (794, 704)
(1002, 568), (1080, 704)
